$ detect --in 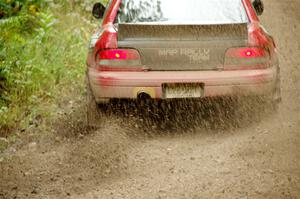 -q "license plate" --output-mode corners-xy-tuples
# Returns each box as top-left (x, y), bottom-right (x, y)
(163, 84), (204, 99)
